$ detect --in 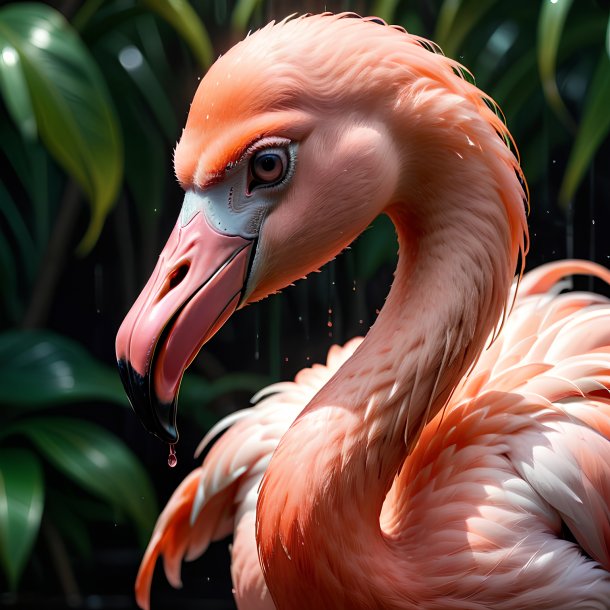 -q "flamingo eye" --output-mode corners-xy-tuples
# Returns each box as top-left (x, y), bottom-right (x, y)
(249, 148), (289, 190)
